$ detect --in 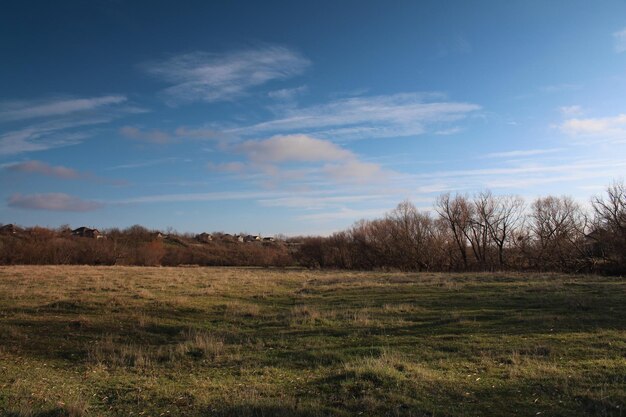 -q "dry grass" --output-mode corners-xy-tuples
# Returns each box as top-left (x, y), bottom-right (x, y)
(0, 266), (624, 416)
